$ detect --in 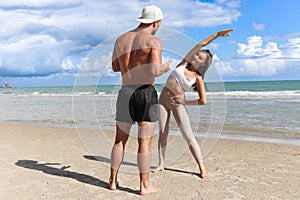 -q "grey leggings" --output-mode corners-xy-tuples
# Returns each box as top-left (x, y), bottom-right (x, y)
(158, 88), (203, 163)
